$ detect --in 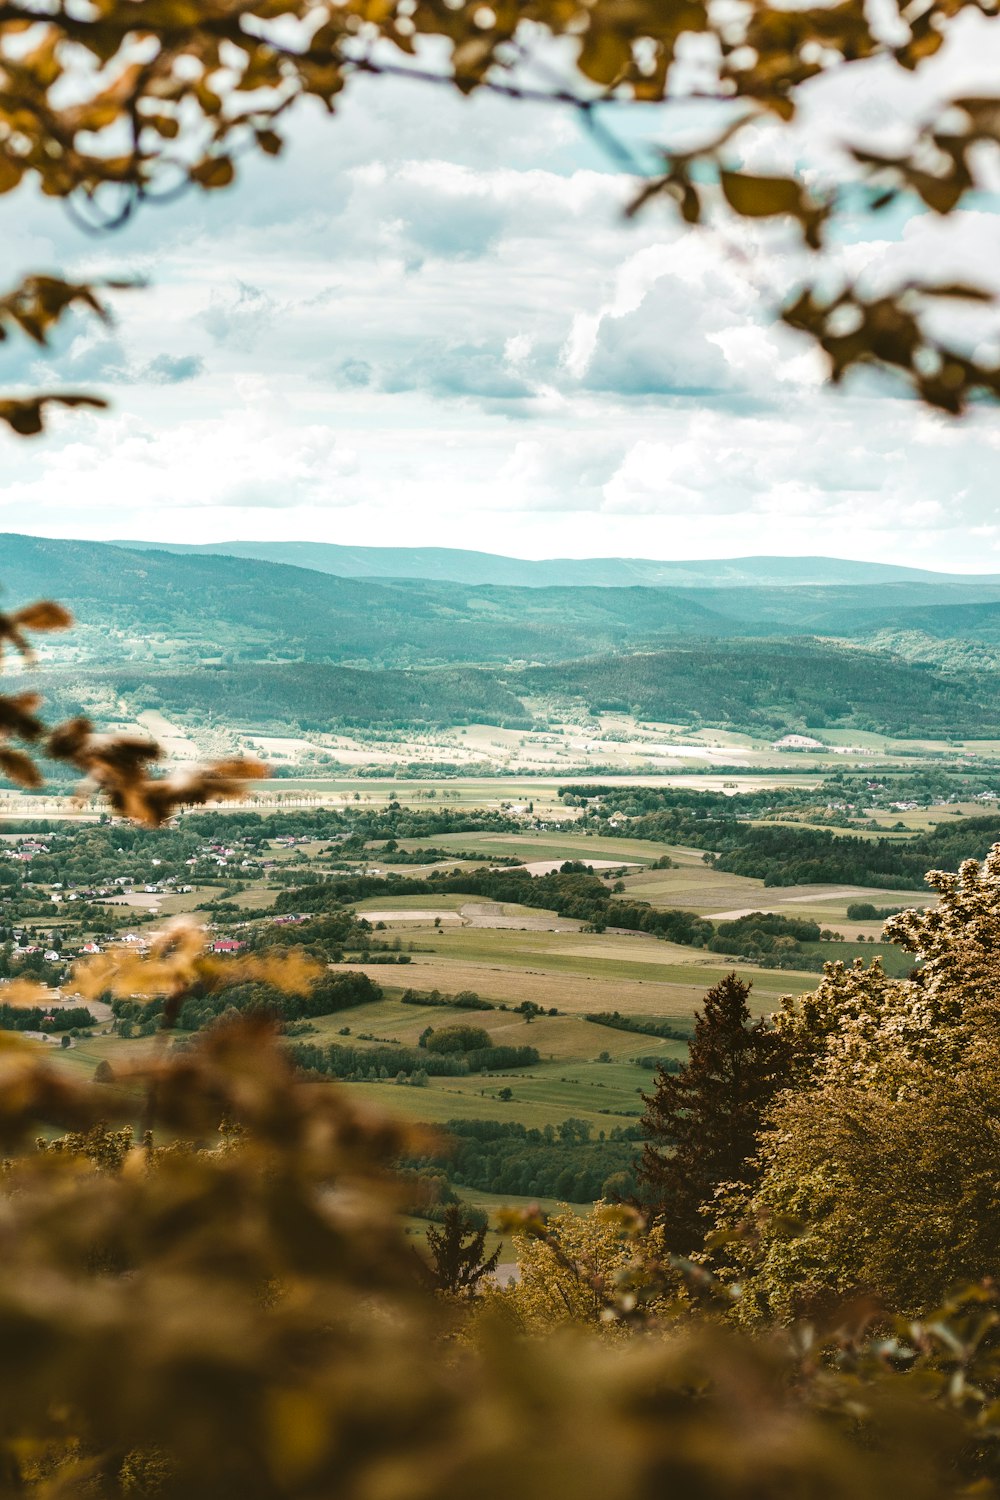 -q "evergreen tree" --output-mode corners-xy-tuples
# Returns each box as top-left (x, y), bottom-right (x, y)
(426, 1204), (500, 1298)
(636, 973), (790, 1255)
